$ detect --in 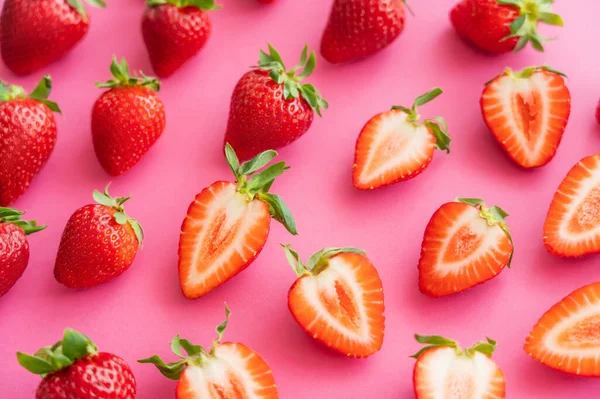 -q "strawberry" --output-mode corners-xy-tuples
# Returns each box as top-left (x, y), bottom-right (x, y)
(0, 0), (106, 75)
(412, 334), (506, 398)
(0, 207), (45, 297)
(450, 0), (563, 53)
(283, 245), (385, 357)
(17, 328), (136, 399)
(543, 153), (600, 258)
(418, 198), (514, 297)
(93, 57), (166, 176)
(140, 305), (279, 398)
(596, 99), (600, 126)
(320, 0), (409, 64)
(482, 66), (571, 168)
(54, 185), (144, 289)
(352, 88), (450, 190)
(258, 0), (275, 3)
(224, 44), (327, 161)
(142, 0), (217, 78)
(179, 144), (296, 299)
(0, 76), (61, 206)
